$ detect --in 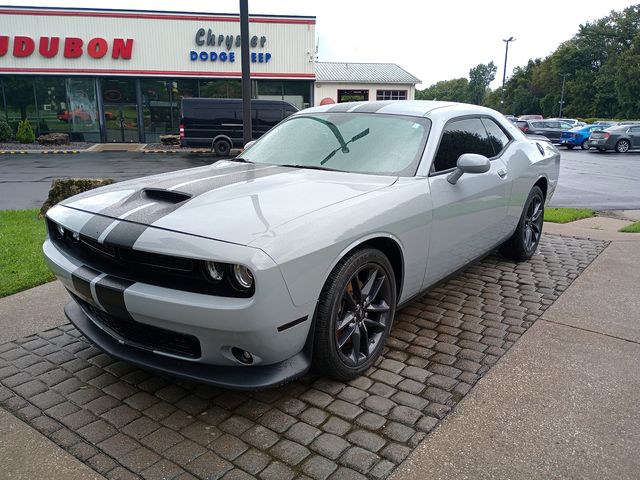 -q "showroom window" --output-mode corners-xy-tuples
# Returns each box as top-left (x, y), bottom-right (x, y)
(376, 90), (407, 101)
(432, 117), (494, 173)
